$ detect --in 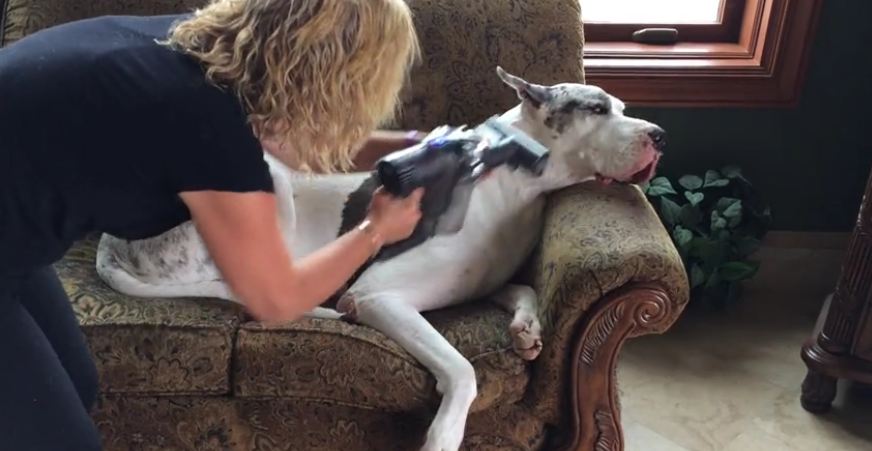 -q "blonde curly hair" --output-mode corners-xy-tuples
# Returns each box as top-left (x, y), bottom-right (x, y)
(164, 0), (420, 172)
